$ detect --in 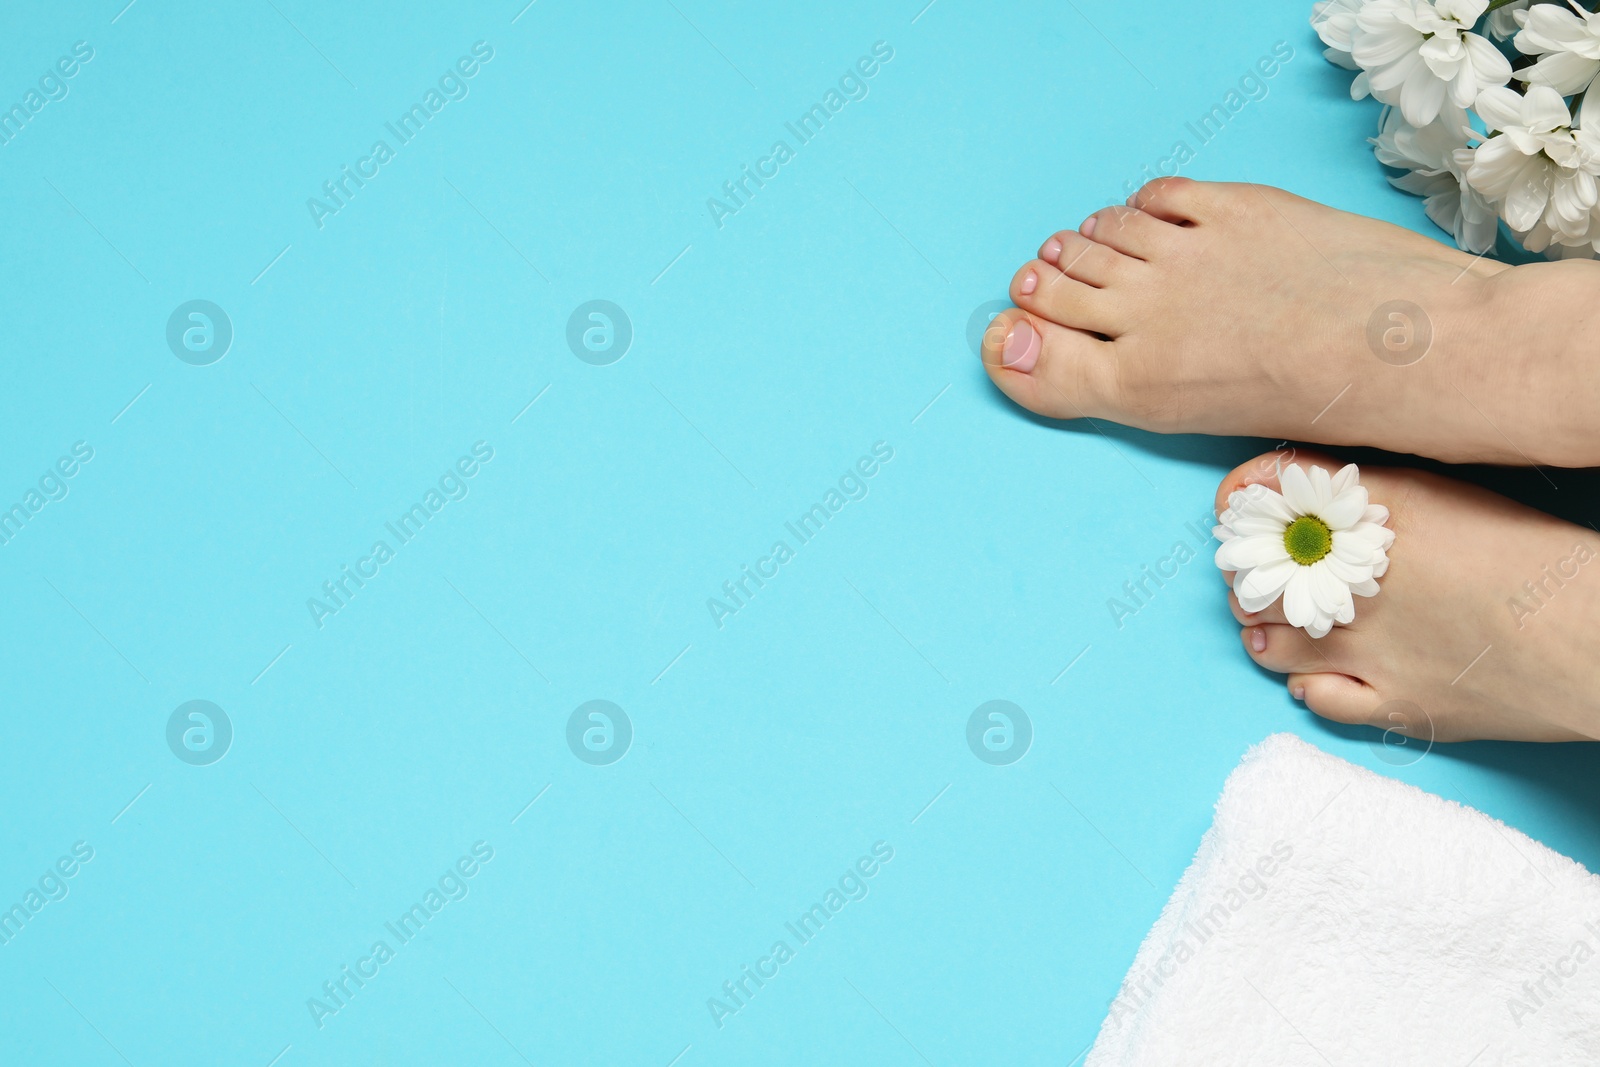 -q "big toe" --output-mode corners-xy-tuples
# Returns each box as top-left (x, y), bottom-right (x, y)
(1126, 175), (1233, 225)
(979, 308), (1117, 421)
